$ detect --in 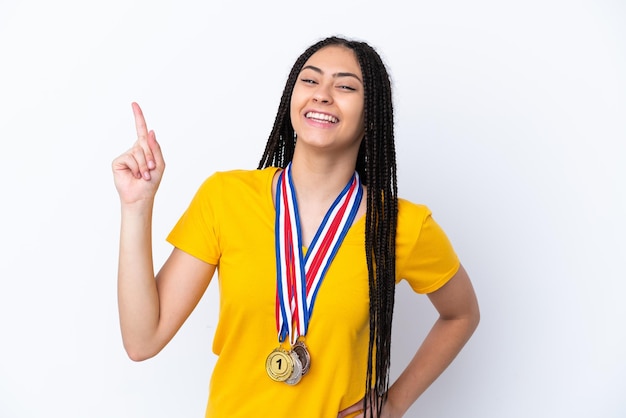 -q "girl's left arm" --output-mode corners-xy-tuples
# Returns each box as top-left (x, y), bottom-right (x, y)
(339, 263), (480, 418)
(386, 263), (480, 416)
